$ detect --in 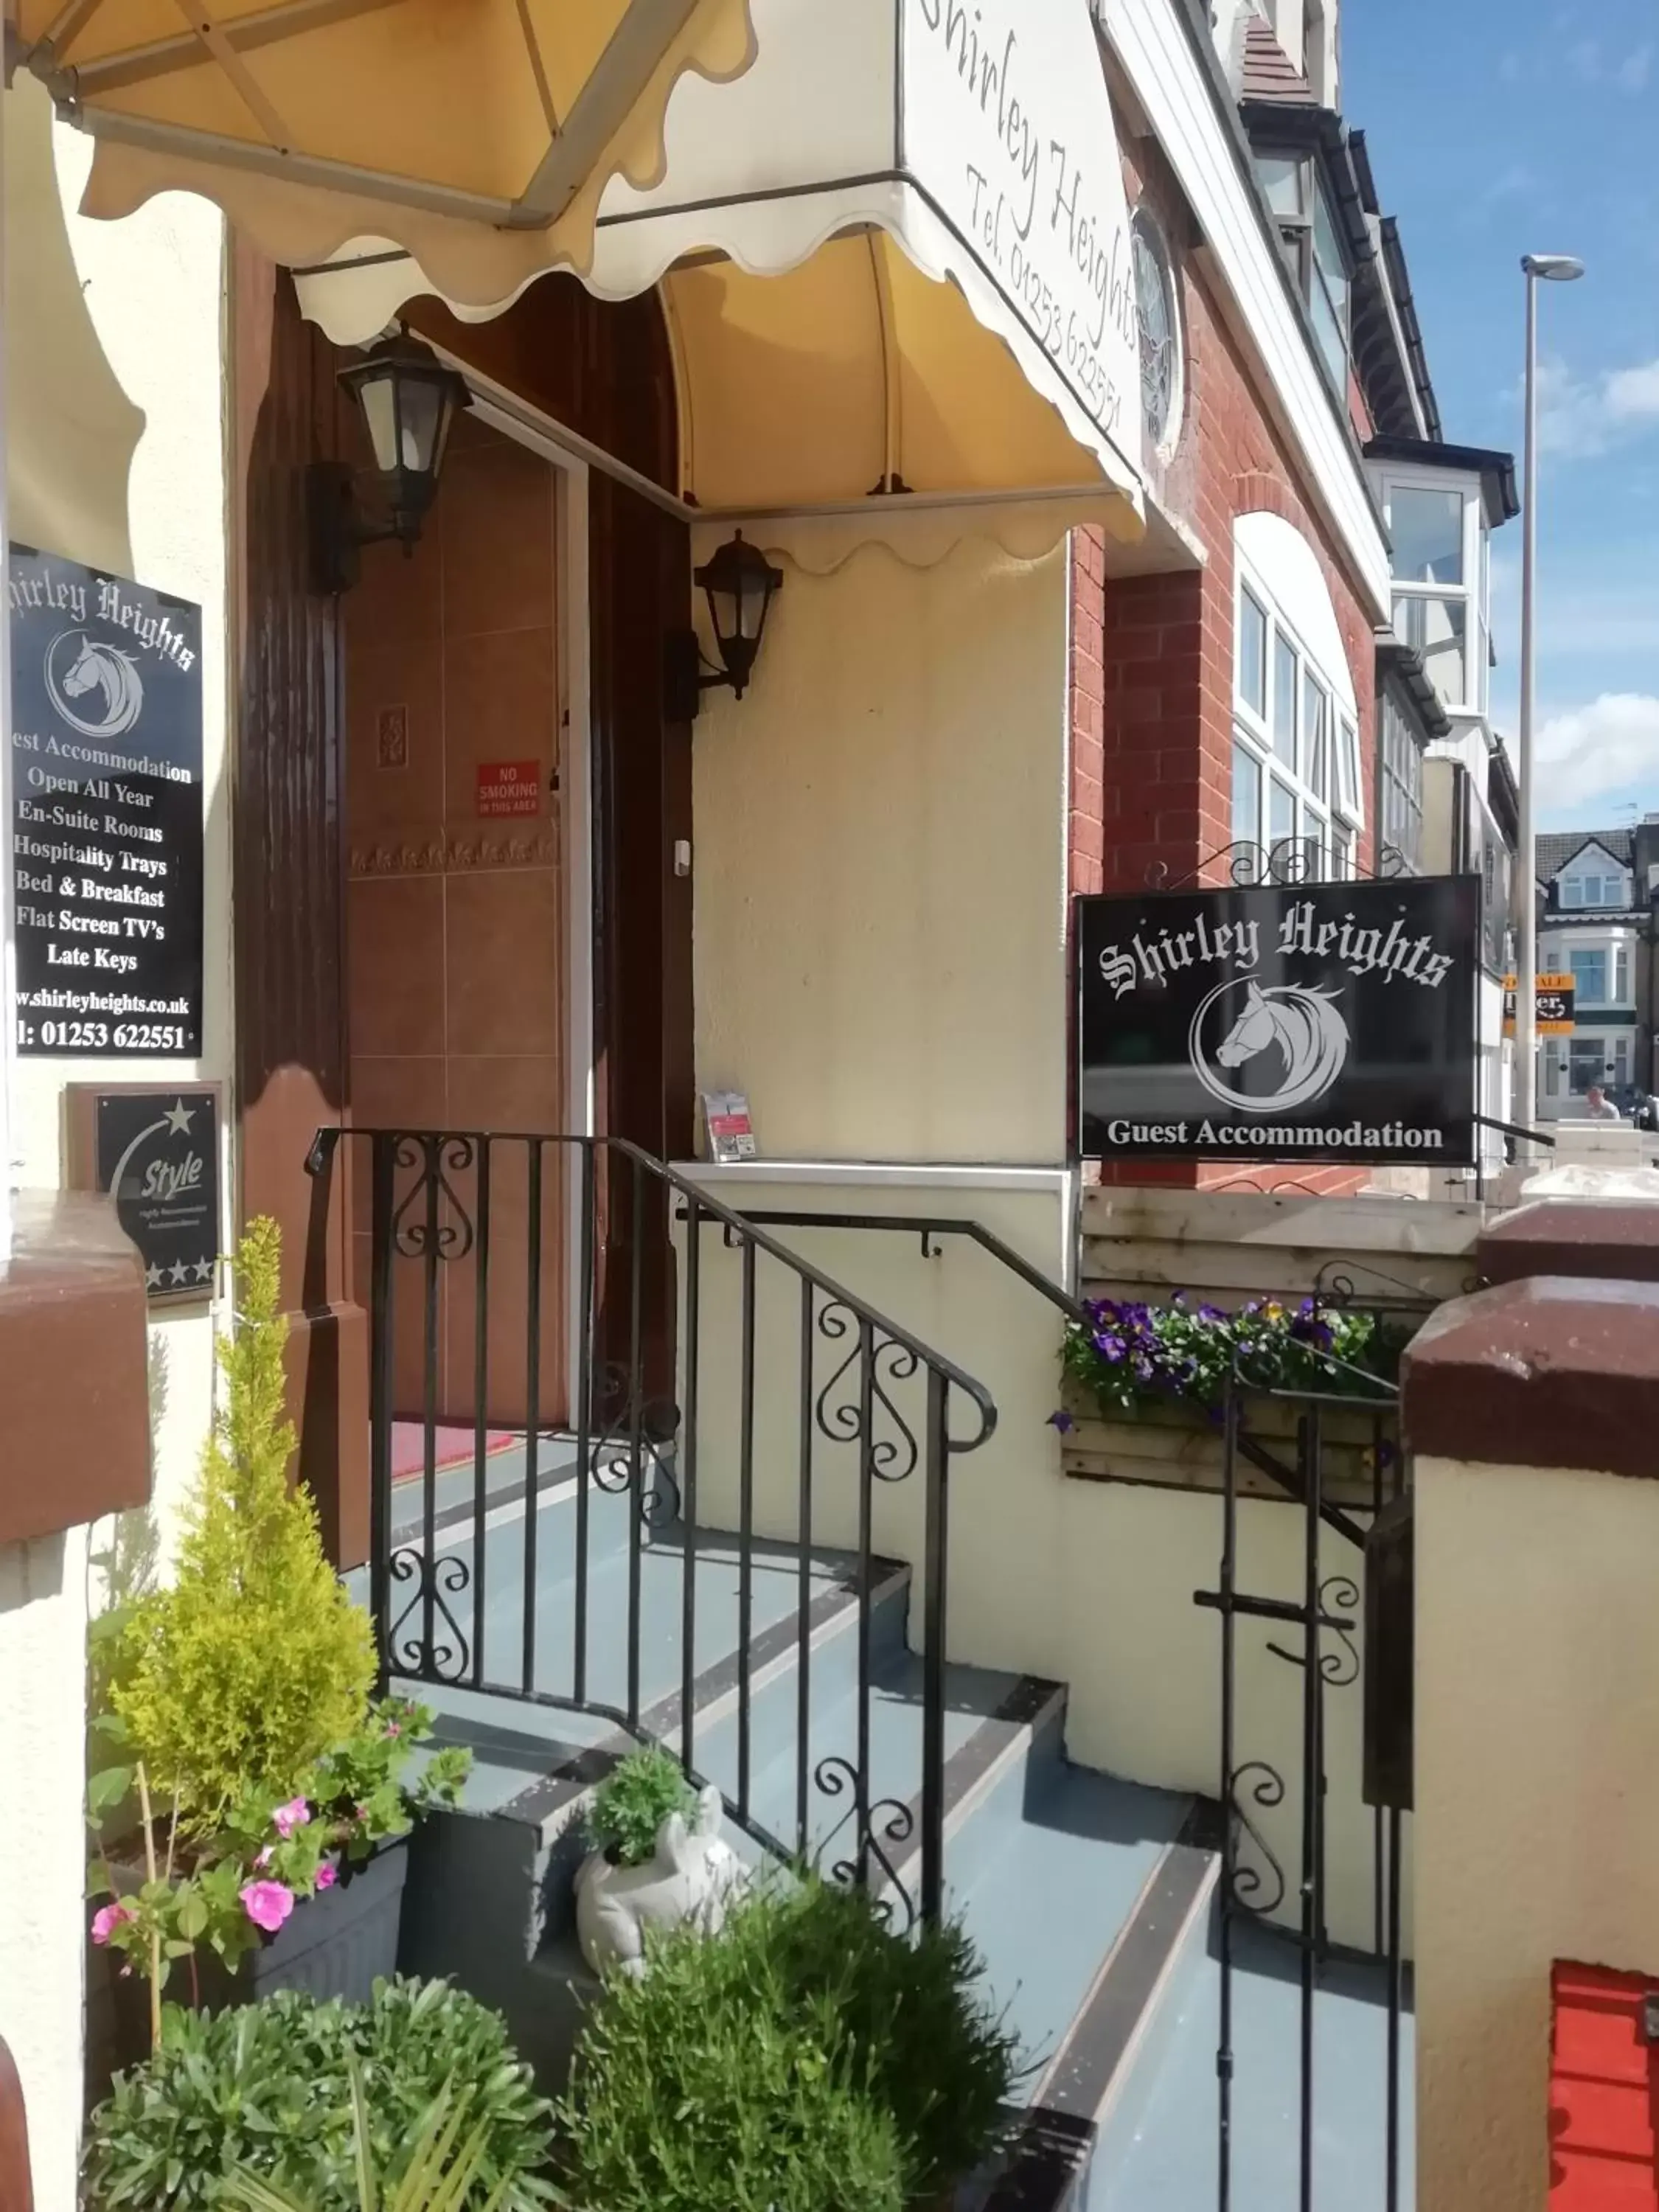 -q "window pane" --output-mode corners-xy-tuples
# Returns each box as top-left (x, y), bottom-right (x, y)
(1256, 155), (1306, 218)
(1238, 588), (1267, 714)
(1396, 592), (1468, 709)
(1334, 717), (1361, 821)
(1569, 950), (1608, 1004)
(1563, 877), (1583, 906)
(1312, 186), (1345, 291)
(1310, 279), (1347, 391)
(1269, 777), (1295, 844)
(1569, 1037), (1604, 1093)
(1271, 632), (1298, 763)
(1232, 740), (1262, 848)
(1333, 825), (1354, 881)
(1389, 486), (1464, 586)
(1302, 672), (1327, 796)
(1615, 944), (1631, 1001)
